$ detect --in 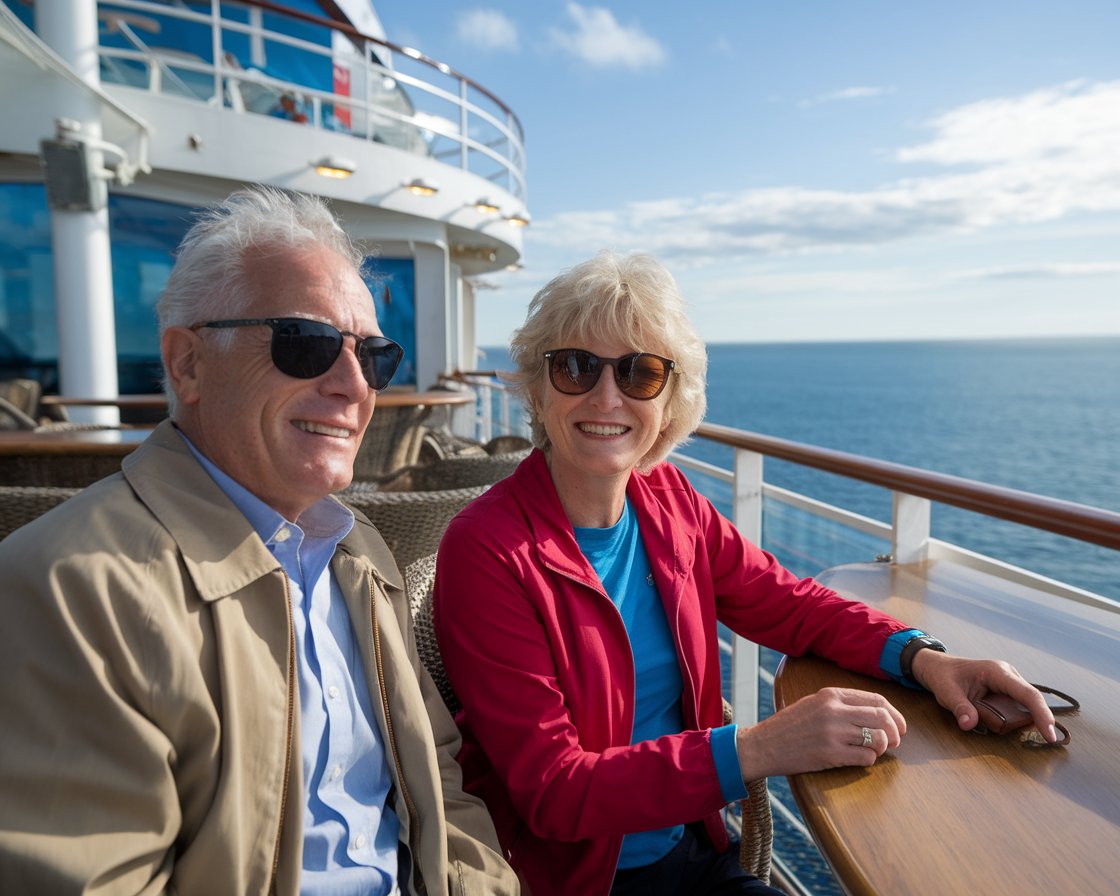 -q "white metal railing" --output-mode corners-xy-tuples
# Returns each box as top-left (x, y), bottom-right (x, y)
(93, 0), (527, 197)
